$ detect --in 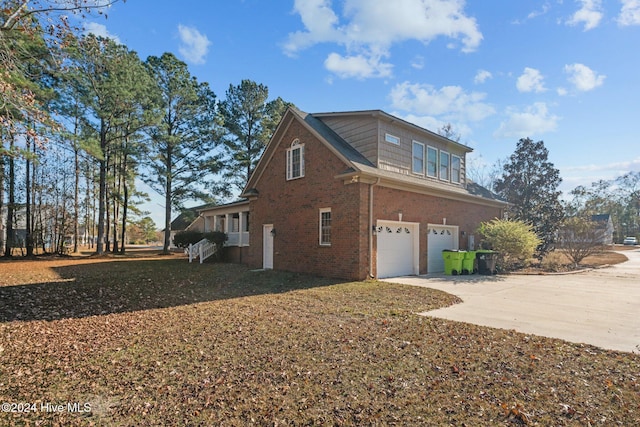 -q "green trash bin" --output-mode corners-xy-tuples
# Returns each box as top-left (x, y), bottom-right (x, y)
(462, 250), (477, 274)
(476, 250), (498, 275)
(442, 250), (466, 275)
